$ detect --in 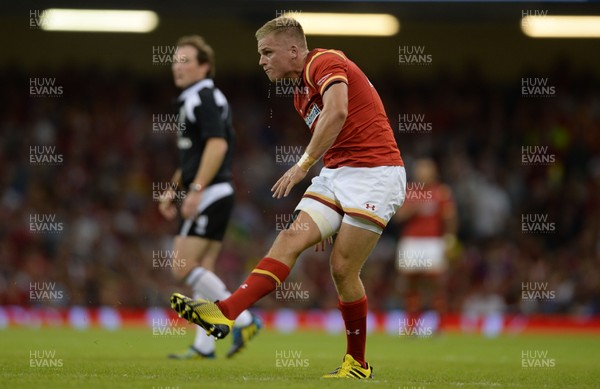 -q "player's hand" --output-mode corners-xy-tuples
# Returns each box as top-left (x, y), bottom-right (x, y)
(272, 164), (307, 199)
(444, 233), (461, 261)
(158, 190), (177, 220)
(181, 190), (202, 219)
